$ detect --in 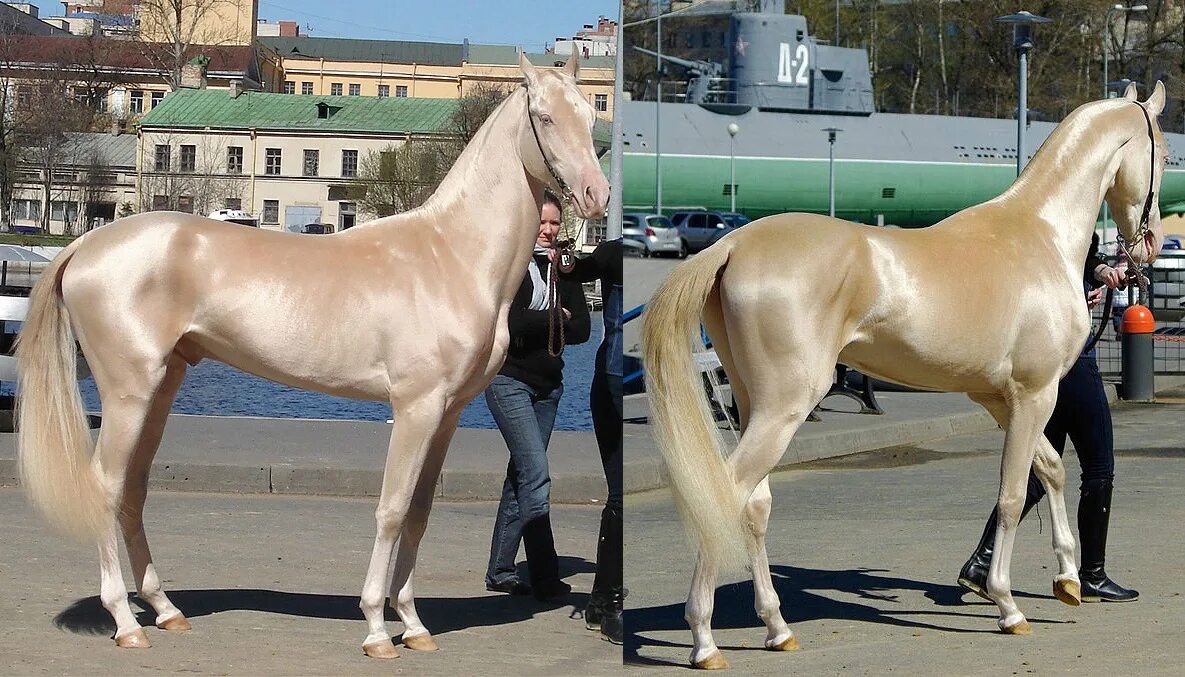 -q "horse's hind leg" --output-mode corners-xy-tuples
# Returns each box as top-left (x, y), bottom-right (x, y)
(91, 360), (175, 648)
(386, 407), (461, 652)
(745, 477), (797, 651)
(118, 355), (191, 631)
(969, 393), (1080, 606)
